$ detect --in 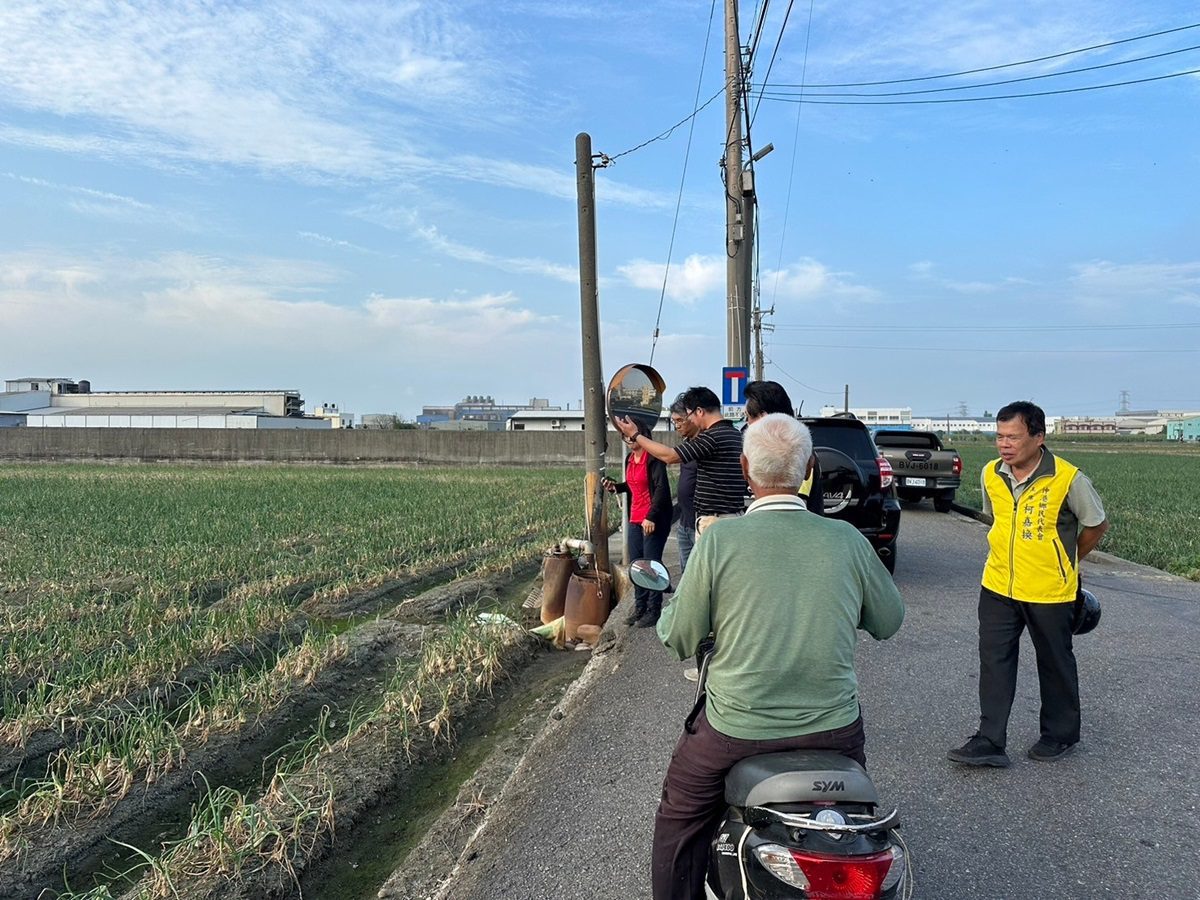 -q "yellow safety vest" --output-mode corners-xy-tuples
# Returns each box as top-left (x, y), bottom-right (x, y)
(981, 453), (1080, 603)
